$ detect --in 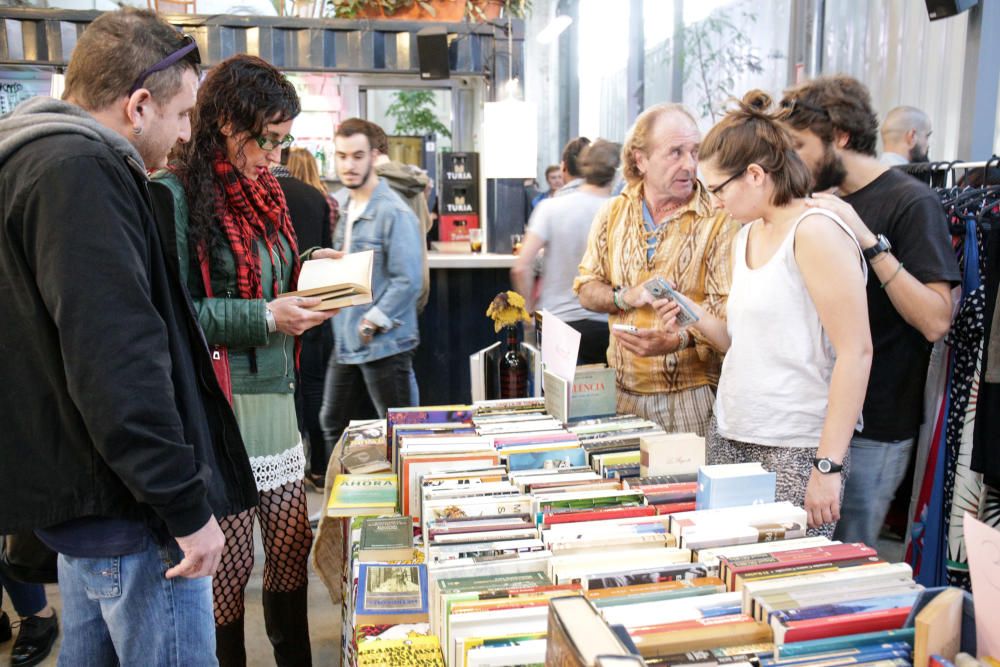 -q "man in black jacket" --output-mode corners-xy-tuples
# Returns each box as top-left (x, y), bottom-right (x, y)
(0, 9), (256, 665)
